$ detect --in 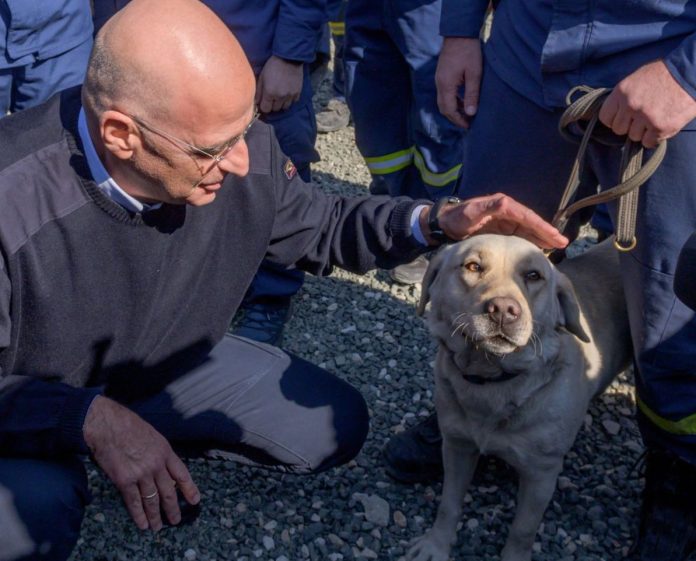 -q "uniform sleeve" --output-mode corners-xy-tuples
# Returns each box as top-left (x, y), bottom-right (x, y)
(0, 262), (101, 458)
(264, 143), (429, 277)
(440, 0), (489, 38)
(273, 0), (327, 63)
(664, 31), (696, 101)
